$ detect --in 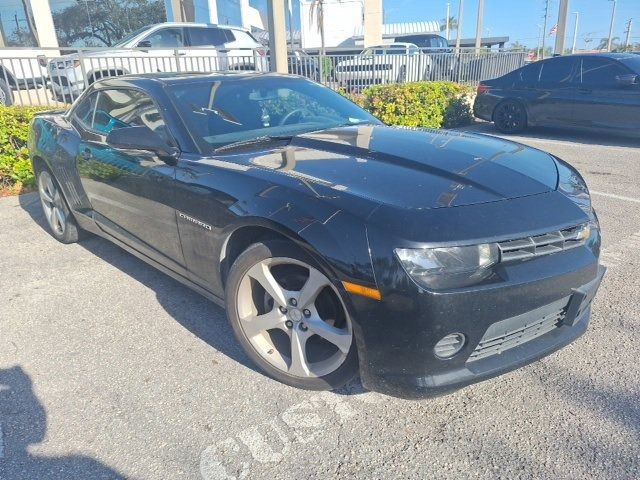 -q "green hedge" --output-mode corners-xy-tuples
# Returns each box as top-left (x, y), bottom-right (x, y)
(0, 106), (49, 192)
(0, 82), (474, 193)
(351, 81), (474, 129)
